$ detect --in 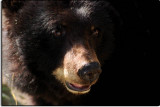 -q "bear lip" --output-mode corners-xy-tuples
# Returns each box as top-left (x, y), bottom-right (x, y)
(65, 81), (91, 92)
